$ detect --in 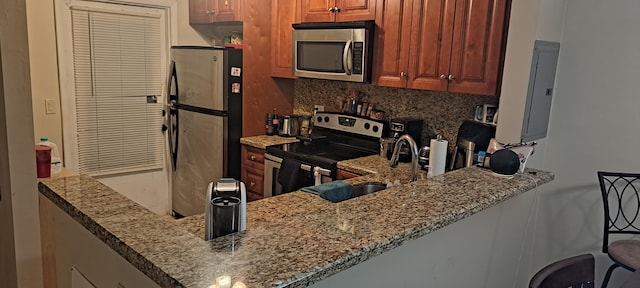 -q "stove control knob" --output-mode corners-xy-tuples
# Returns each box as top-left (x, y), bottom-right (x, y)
(372, 125), (379, 133)
(324, 116), (330, 123)
(364, 123), (370, 130)
(317, 116), (323, 123)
